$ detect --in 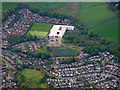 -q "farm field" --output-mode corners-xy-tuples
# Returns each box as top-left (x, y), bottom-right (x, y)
(78, 3), (116, 24)
(2, 2), (67, 11)
(28, 23), (53, 37)
(53, 48), (78, 57)
(2, 2), (19, 10)
(80, 2), (104, 8)
(55, 2), (80, 17)
(18, 69), (47, 88)
(28, 2), (67, 11)
(91, 19), (118, 43)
